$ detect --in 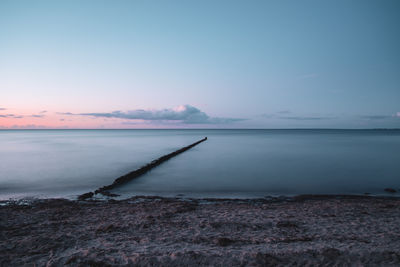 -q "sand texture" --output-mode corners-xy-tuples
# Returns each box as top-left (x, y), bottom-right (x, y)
(1, 195), (400, 266)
